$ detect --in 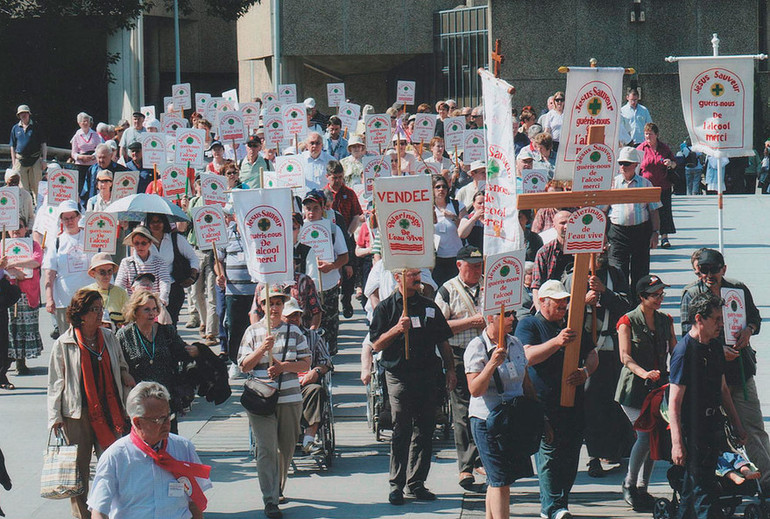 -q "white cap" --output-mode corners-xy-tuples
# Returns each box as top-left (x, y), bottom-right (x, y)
(145, 118), (160, 130)
(538, 280), (570, 300)
(4, 168), (19, 183)
(618, 146), (641, 164)
(282, 297), (303, 317)
(57, 200), (81, 219)
(517, 147), (536, 161)
(304, 97), (316, 109)
(469, 160), (486, 173)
